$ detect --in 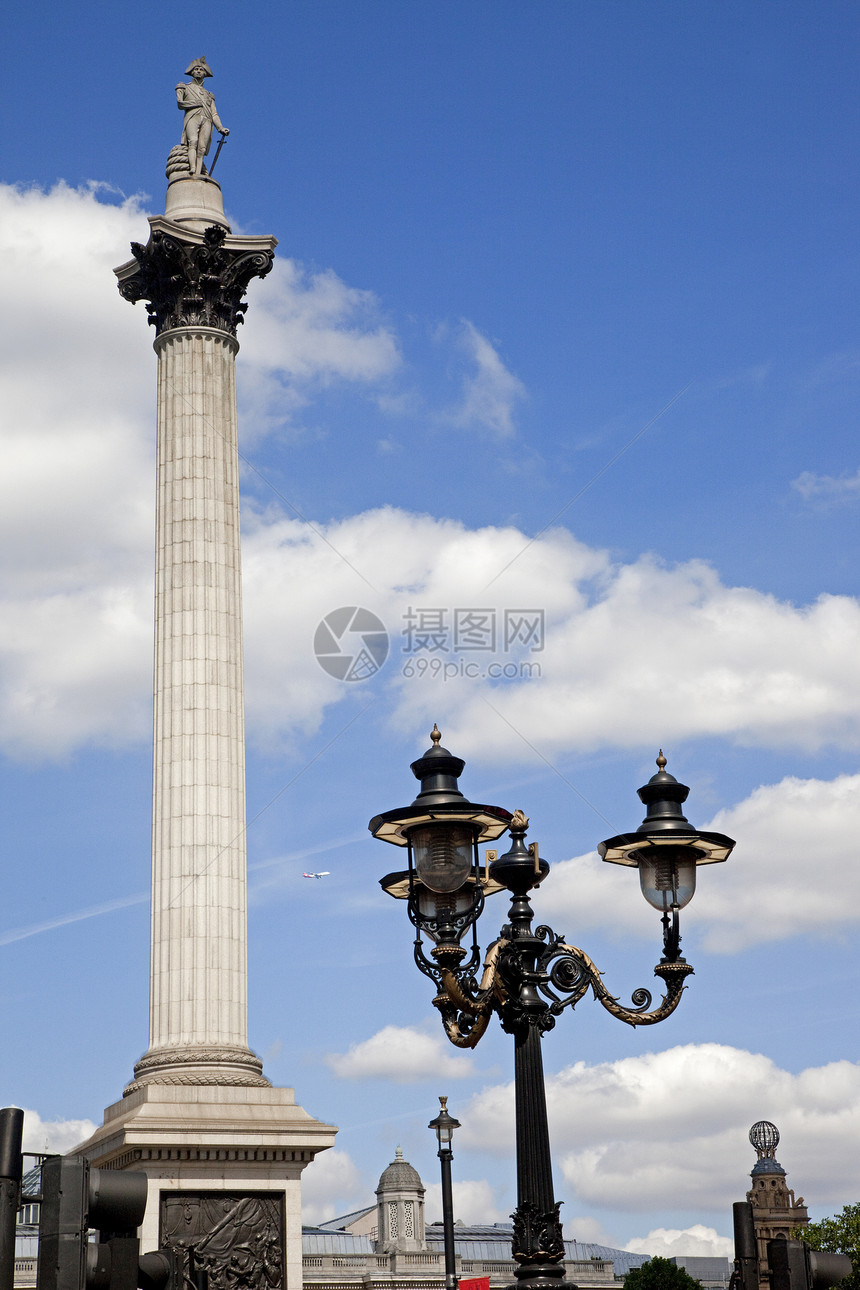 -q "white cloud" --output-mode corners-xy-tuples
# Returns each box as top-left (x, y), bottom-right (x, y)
(547, 771), (860, 953)
(0, 183), (400, 758)
(238, 257), (400, 438)
(791, 469), (860, 501)
(301, 1148), (370, 1226)
(242, 508), (860, 763)
(567, 1215), (620, 1246)
(425, 1178), (506, 1225)
(625, 1227), (734, 1258)
(6, 183), (860, 770)
(459, 1043), (860, 1213)
(242, 258), (399, 383)
(446, 320), (526, 437)
(324, 1025), (477, 1083)
(21, 1108), (98, 1154)
(436, 554), (860, 762)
